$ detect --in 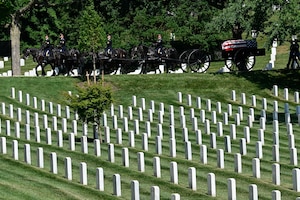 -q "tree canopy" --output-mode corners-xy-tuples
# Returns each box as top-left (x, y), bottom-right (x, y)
(1, 0), (300, 55)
